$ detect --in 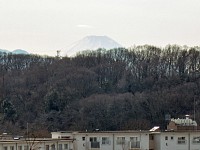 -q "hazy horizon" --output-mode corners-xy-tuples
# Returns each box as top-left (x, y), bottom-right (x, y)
(0, 0), (200, 56)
